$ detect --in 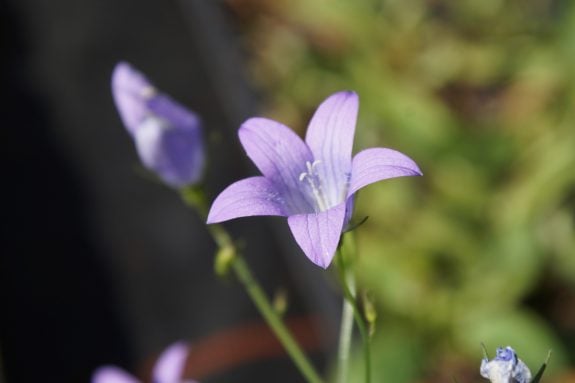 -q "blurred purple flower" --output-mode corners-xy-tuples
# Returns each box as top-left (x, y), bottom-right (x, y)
(92, 342), (197, 383)
(112, 62), (204, 188)
(207, 91), (421, 268)
(480, 346), (532, 383)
